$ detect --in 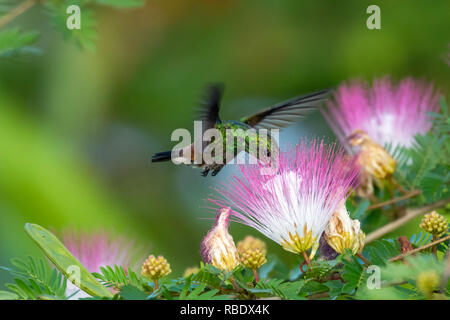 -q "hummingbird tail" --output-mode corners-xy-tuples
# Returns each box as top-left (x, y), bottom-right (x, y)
(152, 151), (172, 163)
